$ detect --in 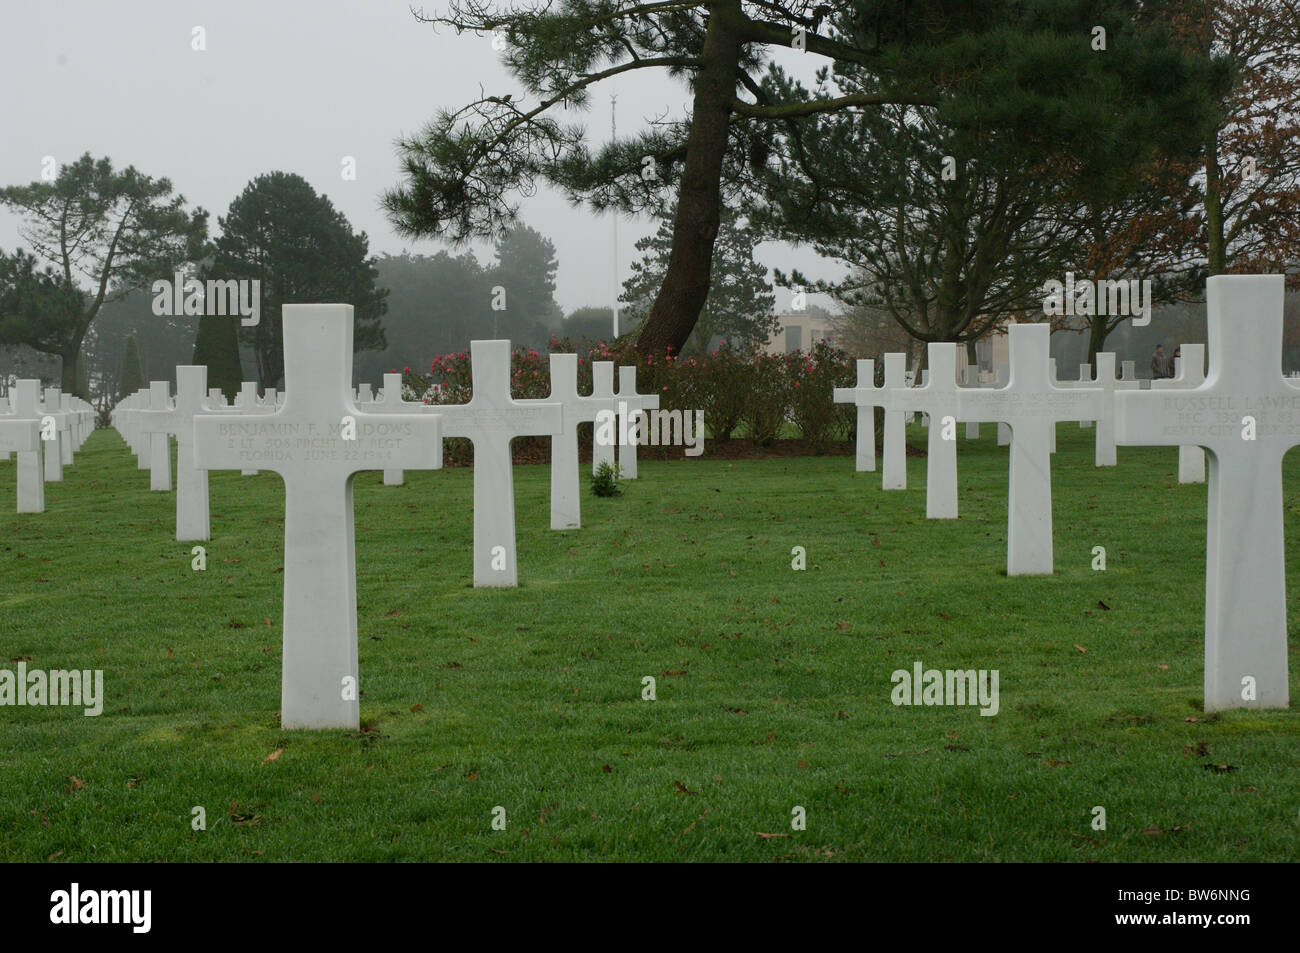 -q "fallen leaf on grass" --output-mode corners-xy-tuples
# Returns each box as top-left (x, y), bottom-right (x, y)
(1098, 600), (1111, 611)
(262, 749), (283, 765)
(1046, 759), (1071, 767)
(674, 808), (711, 841)
(755, 831), (789, 839)
(1074, 645), (1087, 654)
(410, 704), (424, 713)
(673, 780), (697, 796)
(66, 776), (85, 793)
(1203, 763), (1237, 774)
